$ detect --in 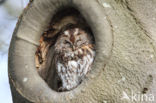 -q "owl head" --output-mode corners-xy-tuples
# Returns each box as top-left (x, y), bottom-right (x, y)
(54, 24), (93, 53)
